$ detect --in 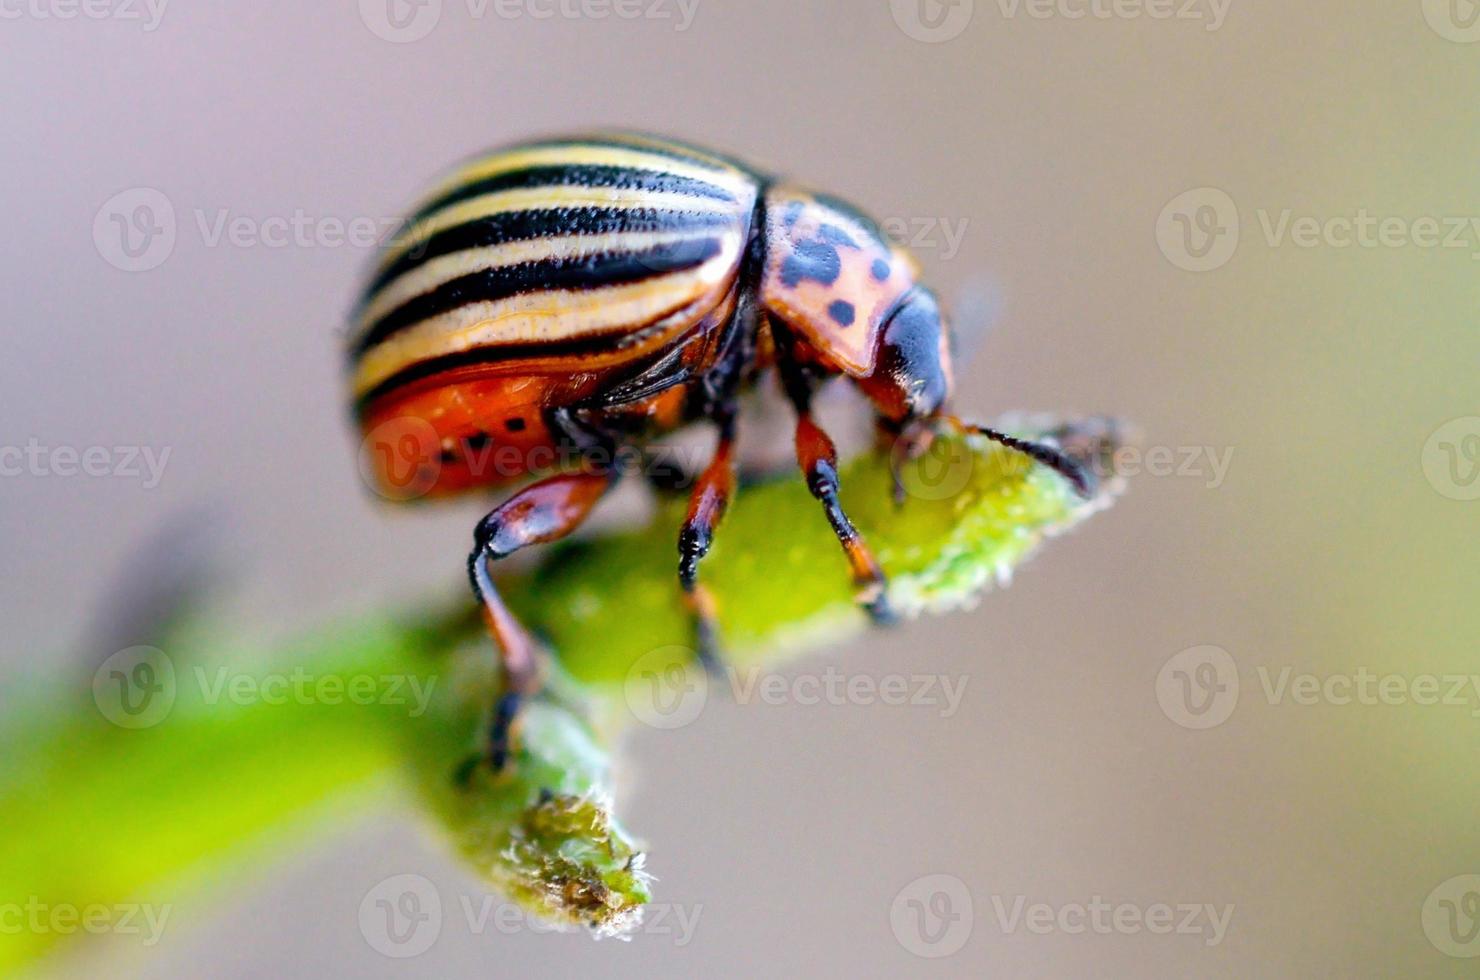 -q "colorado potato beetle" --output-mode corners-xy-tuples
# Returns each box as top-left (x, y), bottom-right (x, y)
(349, 132), (1089, 772)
